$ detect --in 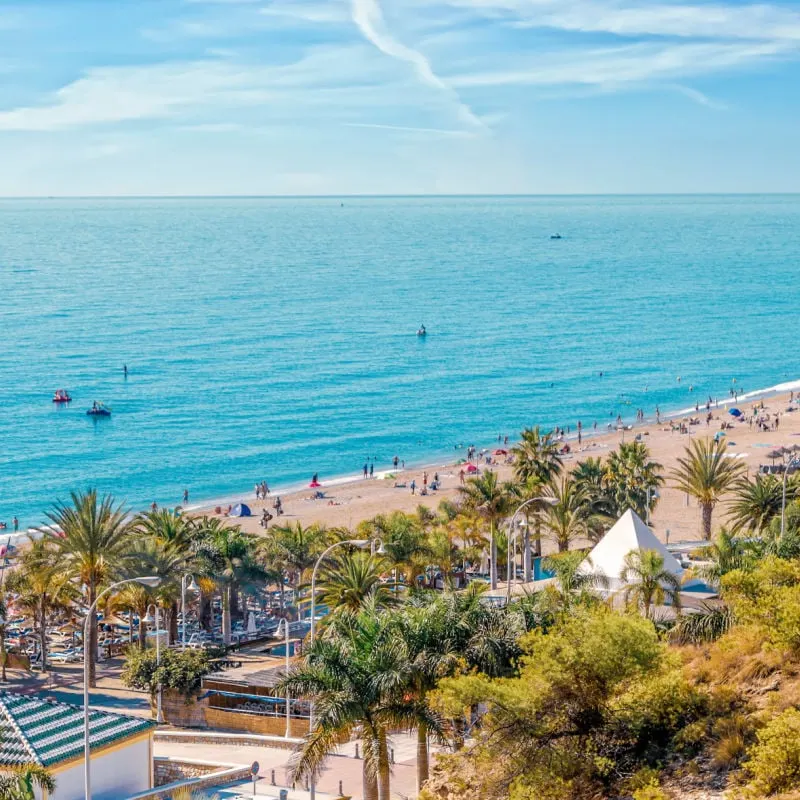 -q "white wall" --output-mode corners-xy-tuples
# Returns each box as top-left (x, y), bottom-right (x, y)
(35, 736), (151, 800)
